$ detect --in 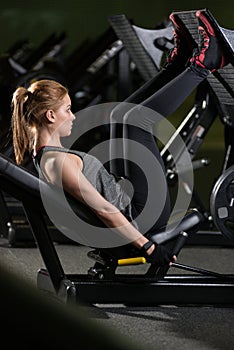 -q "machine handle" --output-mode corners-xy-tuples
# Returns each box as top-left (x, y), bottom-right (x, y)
(173, 231), (188, 256)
